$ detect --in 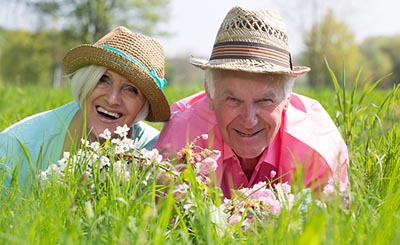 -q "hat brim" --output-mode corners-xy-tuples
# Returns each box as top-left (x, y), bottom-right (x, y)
(63, 45), (170, 122)
(188, 57), (310, 77)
